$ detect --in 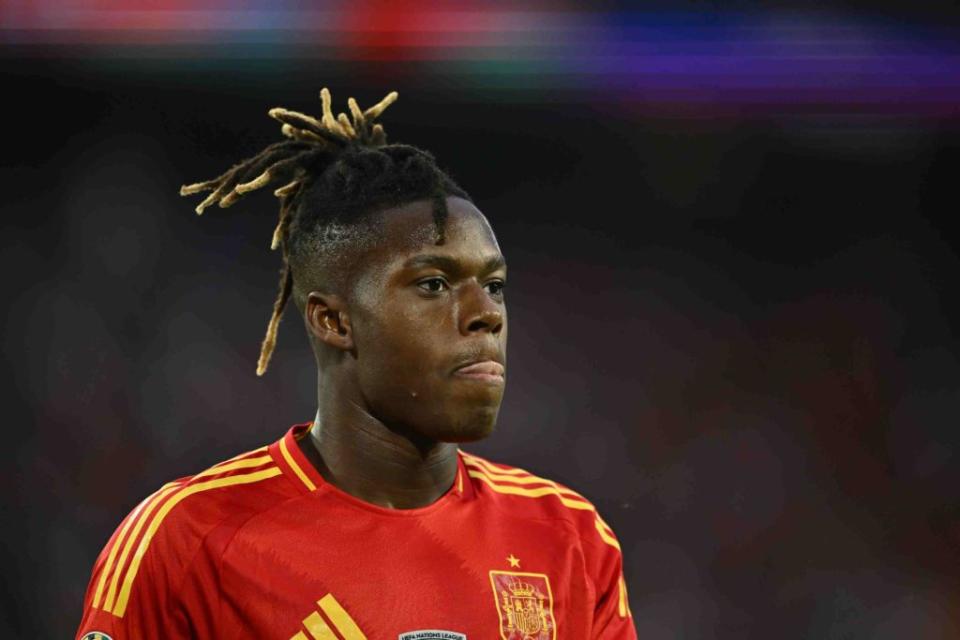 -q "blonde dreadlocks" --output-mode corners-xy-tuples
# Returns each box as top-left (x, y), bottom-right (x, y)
(179, 88), (470, 376)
